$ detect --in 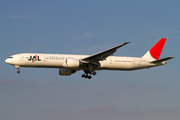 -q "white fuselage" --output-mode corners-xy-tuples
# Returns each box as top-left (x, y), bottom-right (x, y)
(5, 53), (164, 71)
(5, 38), (173, 79)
